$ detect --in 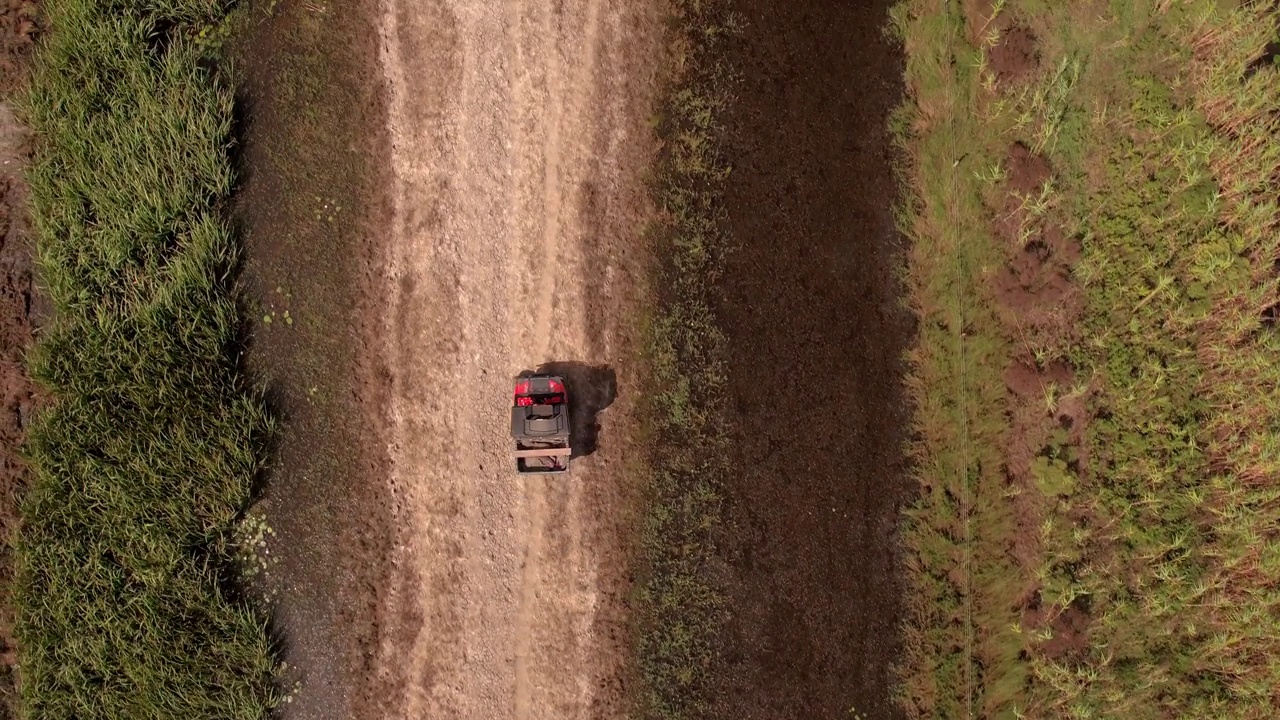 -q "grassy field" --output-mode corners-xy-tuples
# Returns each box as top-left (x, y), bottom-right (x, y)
(893, 0), (1280, 717)
(14, 0), (278, 717)
(631, 1), (737, 718)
